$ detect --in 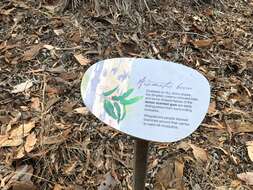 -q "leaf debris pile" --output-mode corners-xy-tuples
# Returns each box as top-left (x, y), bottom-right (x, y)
(0, 0), (252, 189)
